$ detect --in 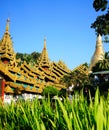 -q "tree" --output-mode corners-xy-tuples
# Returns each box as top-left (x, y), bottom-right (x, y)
(58, 88), (67, 97)
(61, 66), (90, 90)
(60, 73), (73, 88)
(31, 51), (40, 64)
(31, 51), (40, 61)
(69, 70), (90, 89)
(93, 0), (108, 11)
(42, 86), (59, 98)
(91, 0), (109, 36)
(92, 52), (109, 71)
(16, 51), (40, 64)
